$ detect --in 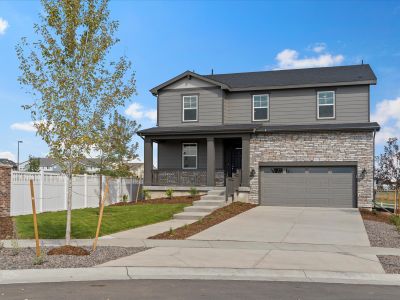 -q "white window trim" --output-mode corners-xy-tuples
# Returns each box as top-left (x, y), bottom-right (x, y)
(252, 94), (269, 121)
(182, 143), (198, 169)
(317, 91), (336, 119)
(182, 95), (198, 122)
